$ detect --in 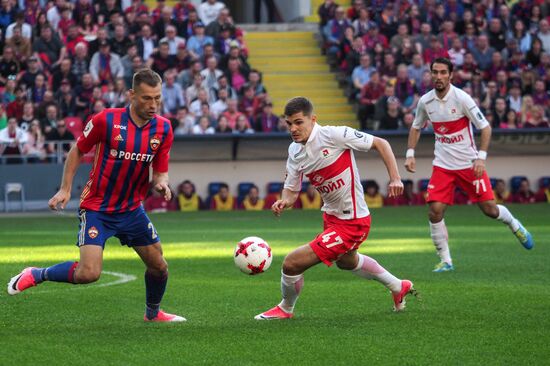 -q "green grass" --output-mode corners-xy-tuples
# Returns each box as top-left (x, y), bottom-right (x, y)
(1, 205), (549, 365)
